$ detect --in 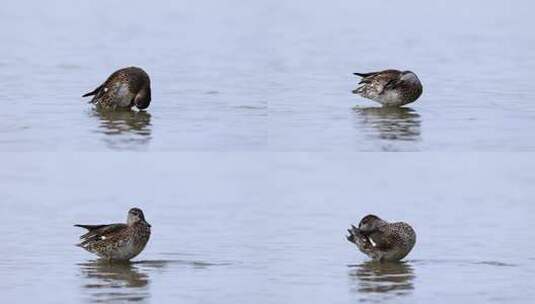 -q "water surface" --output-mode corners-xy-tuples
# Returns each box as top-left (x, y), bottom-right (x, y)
(1, 0), (535, 151)
(0, 154), (534, 303)
(1, 0), (534, 303)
